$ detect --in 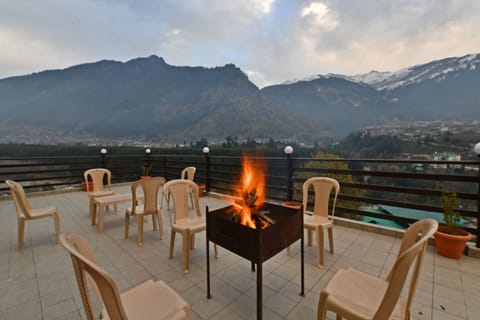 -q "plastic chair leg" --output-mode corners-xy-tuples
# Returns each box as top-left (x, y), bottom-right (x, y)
(169, 232), (176, 258)
(136, 214), (144, 246)
(17, 218), (25, 250)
